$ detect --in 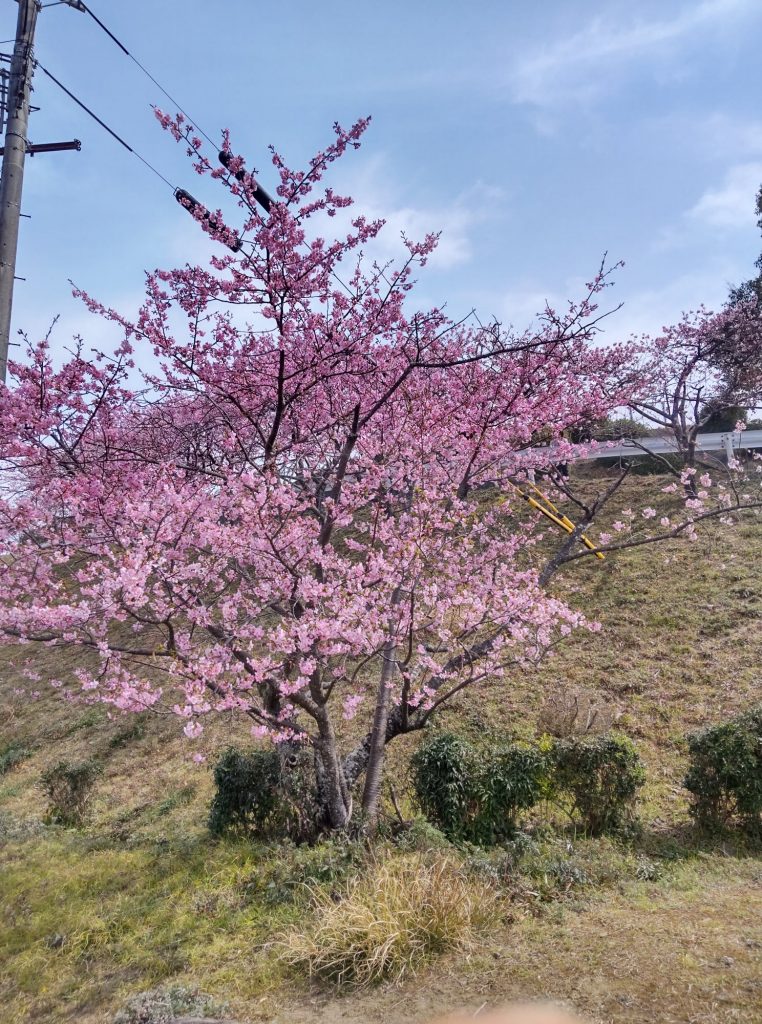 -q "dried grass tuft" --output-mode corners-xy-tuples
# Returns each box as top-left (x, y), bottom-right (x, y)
(278, 852), (498, 988)
(537, 687), (616, 739)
